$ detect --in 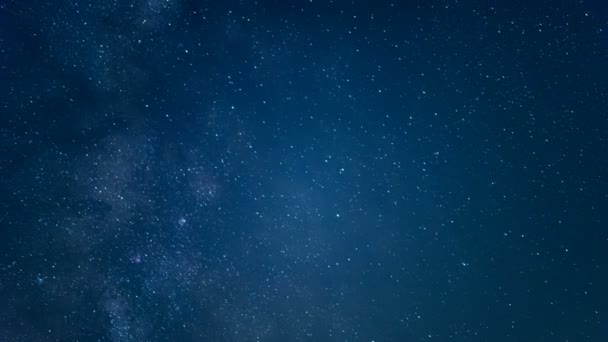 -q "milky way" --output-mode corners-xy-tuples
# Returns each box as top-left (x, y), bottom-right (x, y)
(1, 1), (607, 341)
